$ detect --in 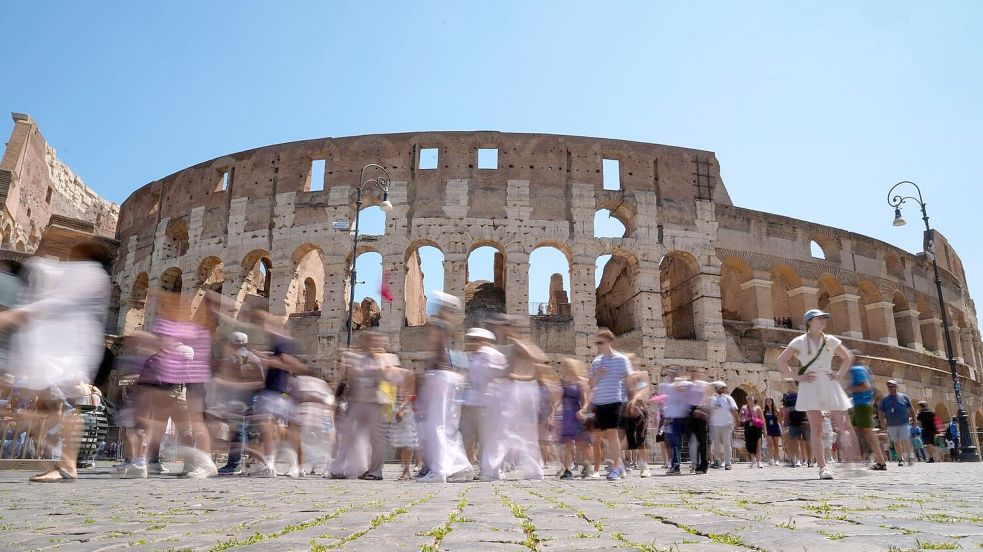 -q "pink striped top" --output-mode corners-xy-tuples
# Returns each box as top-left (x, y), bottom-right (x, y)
(151, 318), (213, 384)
